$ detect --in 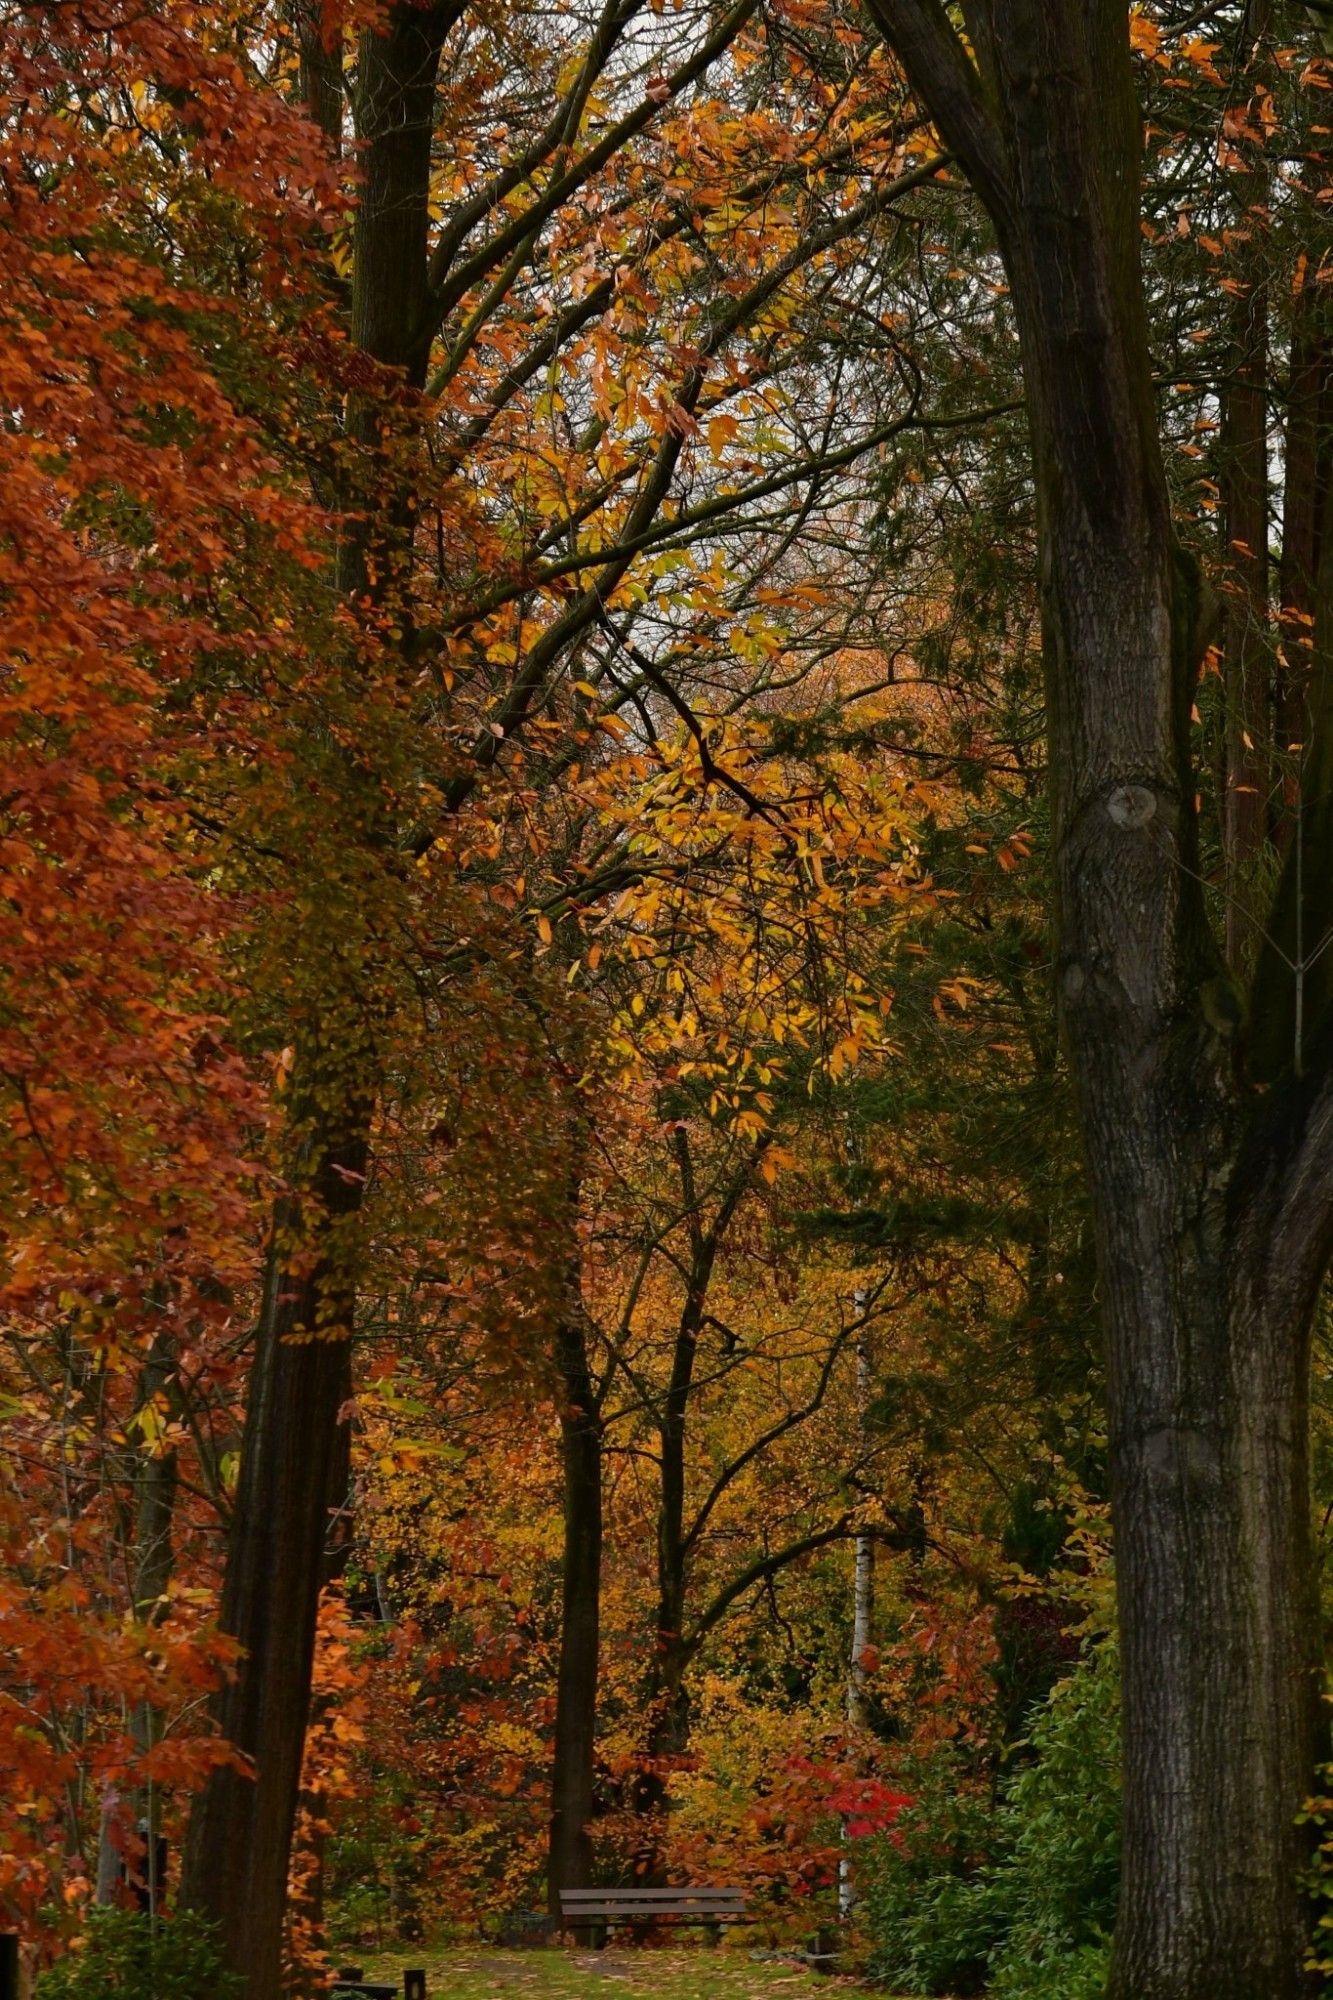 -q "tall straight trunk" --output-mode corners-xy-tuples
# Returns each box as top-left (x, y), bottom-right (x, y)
(648, 1327), (692, 1790)
(631, 1131), (719, 1847)
(182, 13), (451, 1994)
(972, 38), (1317, 1993)
(640, 1527), (690, 1822)
(863, 4), (1333, 1993)
(547, 1316), (604, 1920)
(844, 1299), (875, 1737)
(630, 1368), (691, 1852)
(182, 1078), (368, 1990)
